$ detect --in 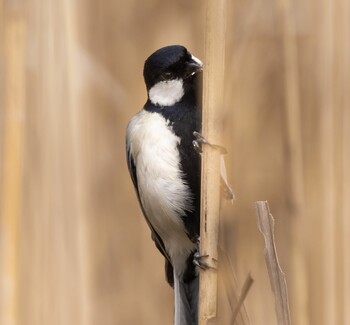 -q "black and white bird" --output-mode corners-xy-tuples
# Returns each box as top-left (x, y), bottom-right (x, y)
(126, 45), (203, 325)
